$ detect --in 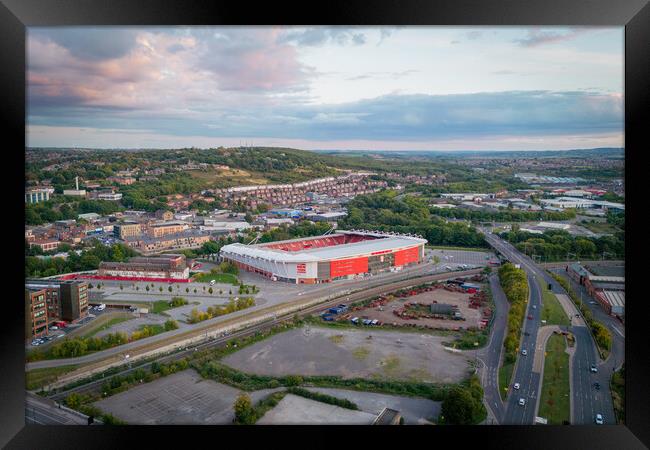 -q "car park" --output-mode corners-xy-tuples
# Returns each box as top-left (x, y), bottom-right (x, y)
(513, 383), (520, 390)
(521, 349), (528, 356)
(518, 398), (526, 406)
(595, 414), (604, 425)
